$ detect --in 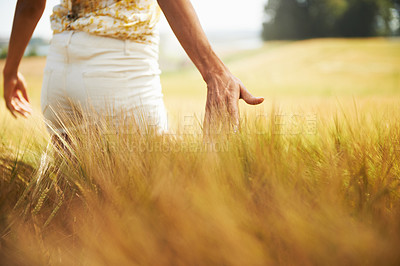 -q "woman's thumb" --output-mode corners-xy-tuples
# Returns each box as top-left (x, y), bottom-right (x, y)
(240, 86), (264, 105)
